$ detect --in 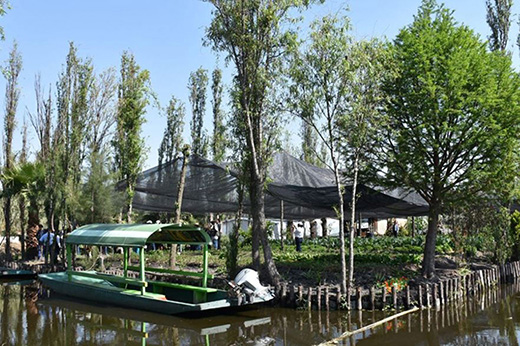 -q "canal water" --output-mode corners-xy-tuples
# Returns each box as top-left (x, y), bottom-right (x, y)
(1, 280), (520, 345)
